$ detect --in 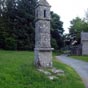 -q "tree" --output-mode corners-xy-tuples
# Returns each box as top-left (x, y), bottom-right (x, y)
(50, 11), (64, 49)
(0, 0), (37, 50)
(11, 0), (37, 50)
(0, 0), (64, 50)
(69, 17), (88, 44)
(84, 9), (88, 22)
